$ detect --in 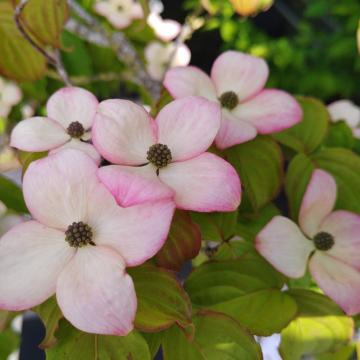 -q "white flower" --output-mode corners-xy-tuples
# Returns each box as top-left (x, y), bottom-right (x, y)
(0, 78), (22, 118)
